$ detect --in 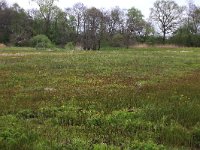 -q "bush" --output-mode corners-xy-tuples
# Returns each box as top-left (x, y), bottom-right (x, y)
(65, 42), (75, 50)
(145, 36), (163, 45)
(111, 33), (124, 47)
(0, 115), (38, 150)
(192, 123), (200, 148)
(130, 140), (165, 150)
(17, 109), (38, 119)
(30, 34), (53, 49)
(170, 25), (200, 47)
